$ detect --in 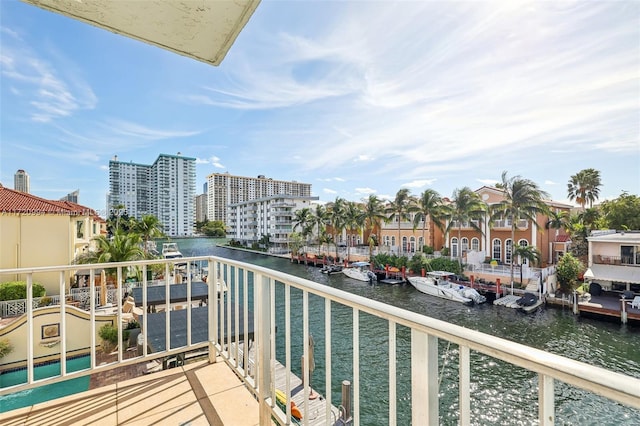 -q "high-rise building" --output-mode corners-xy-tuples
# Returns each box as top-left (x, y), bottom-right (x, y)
(206, 173), (312, 225)
(108, 153), (196, 236)
(227, 195), (319, 253)
(60, 190), (79, 203)
(14, 169), (30, 193)
(195, 193), (208, 223)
